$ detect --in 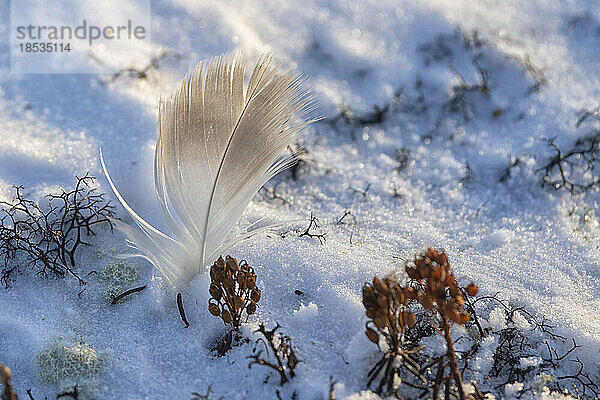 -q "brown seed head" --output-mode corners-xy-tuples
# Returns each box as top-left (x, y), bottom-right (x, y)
(225, 256), (239, 273)
(208, 255), (261, 329)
